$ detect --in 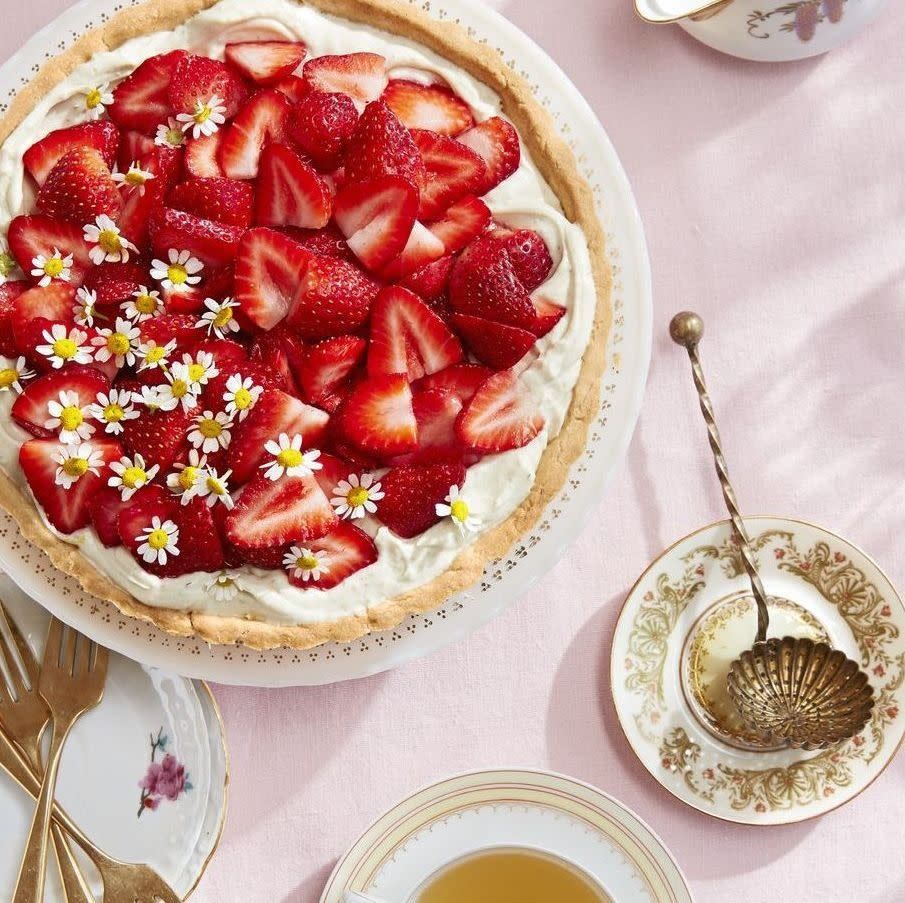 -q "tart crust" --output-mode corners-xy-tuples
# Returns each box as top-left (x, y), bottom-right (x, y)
(0, 0), (612, 650)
